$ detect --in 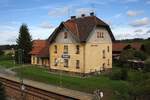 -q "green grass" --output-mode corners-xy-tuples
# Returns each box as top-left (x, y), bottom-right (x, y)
(0, 60), (17, 68)
(13, 66), (130, 99)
